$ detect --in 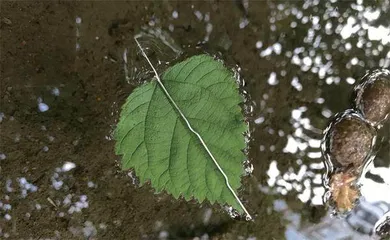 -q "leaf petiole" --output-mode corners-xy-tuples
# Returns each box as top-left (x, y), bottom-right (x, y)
(134, 35), (252, 221)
